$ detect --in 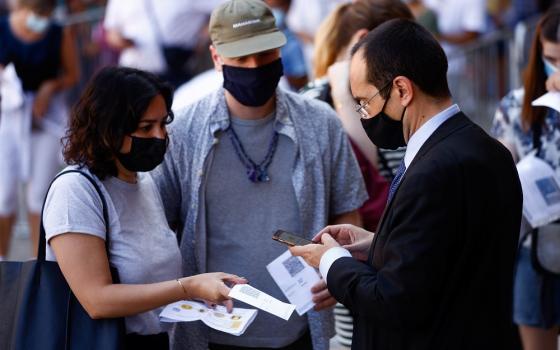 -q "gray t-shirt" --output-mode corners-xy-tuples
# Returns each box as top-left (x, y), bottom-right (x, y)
(206, 114), (308, 348)
(43, 167), (182, 335)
